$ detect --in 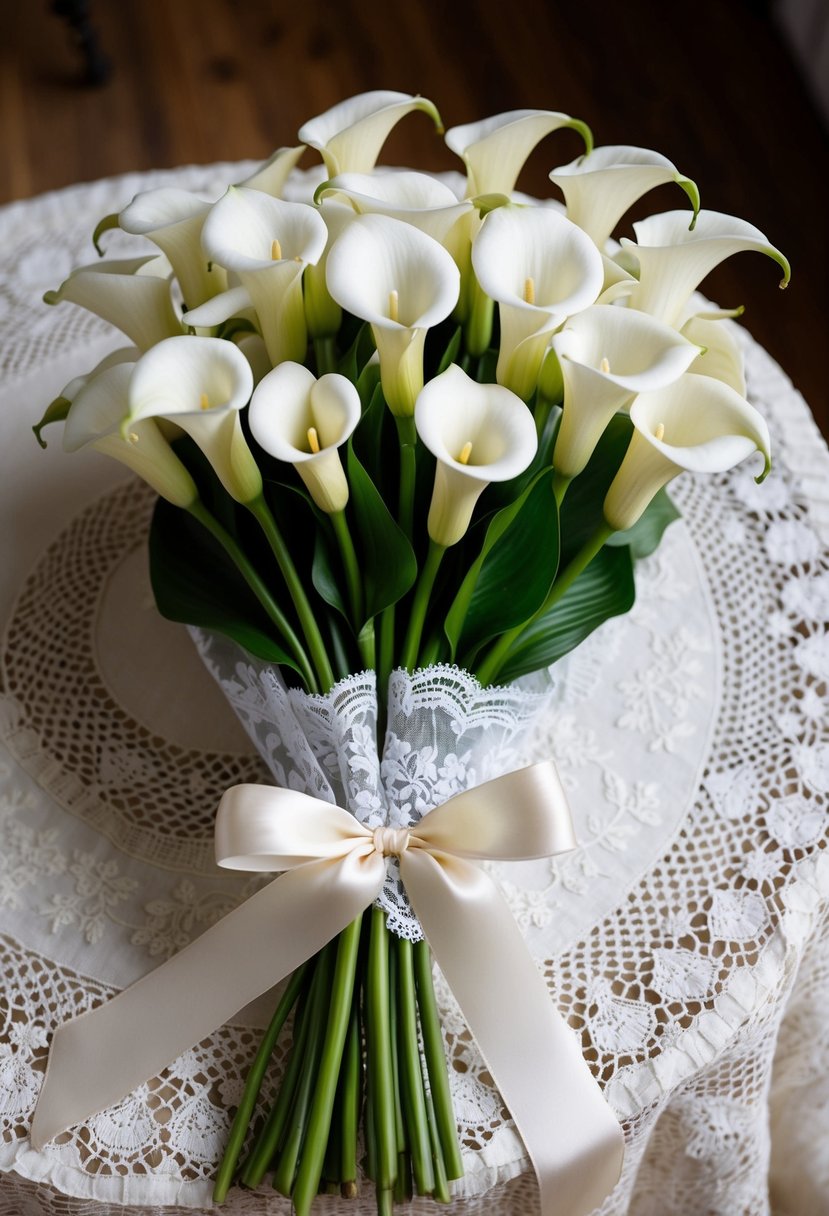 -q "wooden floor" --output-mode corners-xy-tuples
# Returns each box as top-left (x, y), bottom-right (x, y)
(2, 0), (828, 437)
